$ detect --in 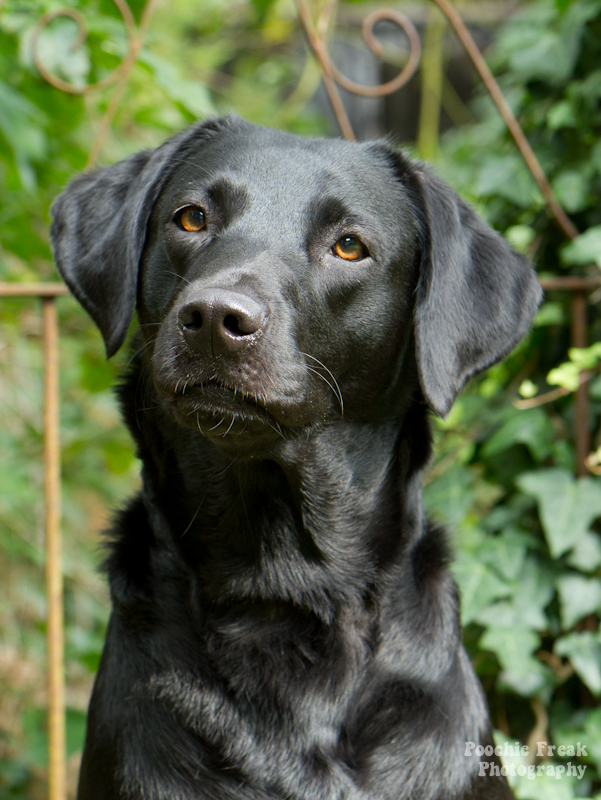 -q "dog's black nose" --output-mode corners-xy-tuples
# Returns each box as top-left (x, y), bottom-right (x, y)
(178, 288), (267, 356)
